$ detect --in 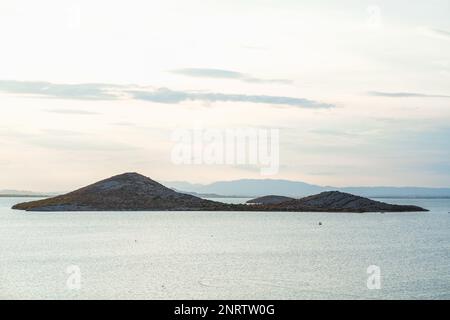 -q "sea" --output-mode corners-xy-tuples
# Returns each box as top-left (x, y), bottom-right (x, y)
(0, 197), (449, 299)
